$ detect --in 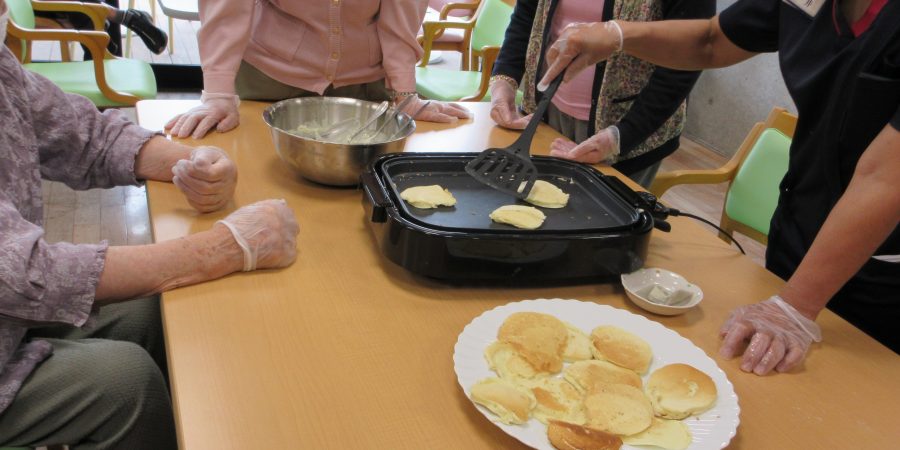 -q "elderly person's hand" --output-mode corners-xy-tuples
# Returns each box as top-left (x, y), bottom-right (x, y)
(171, 146), (237, 213)
(401, 95), (471, 123)
(216, 199), (300, 272)
(549, 126), (620, 163)
(538, 21), (624, 91)
(489, 77), (532, 130)
(719, 295), (822, 375)
(165, 92), (241, 139)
